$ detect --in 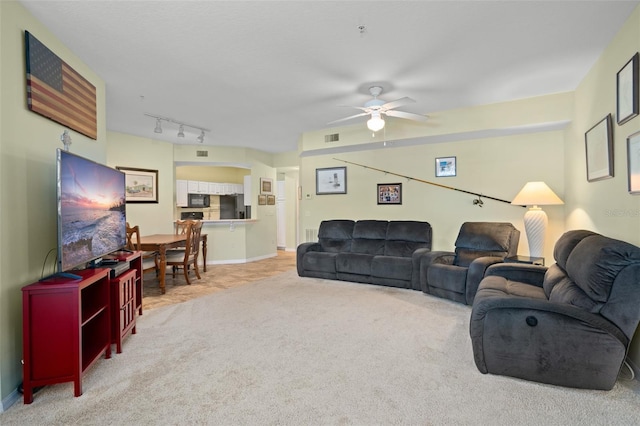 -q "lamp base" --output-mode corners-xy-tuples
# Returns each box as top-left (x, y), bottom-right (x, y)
(523, 207), (548, 258)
